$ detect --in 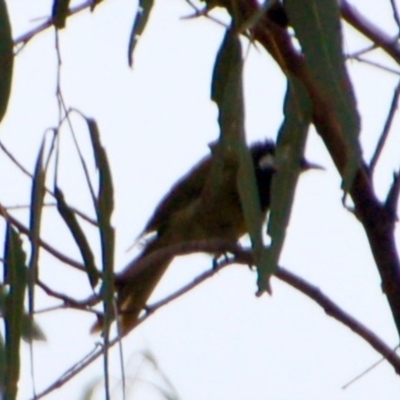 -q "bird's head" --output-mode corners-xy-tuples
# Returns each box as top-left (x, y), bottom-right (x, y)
(250, 140), (323, 211)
